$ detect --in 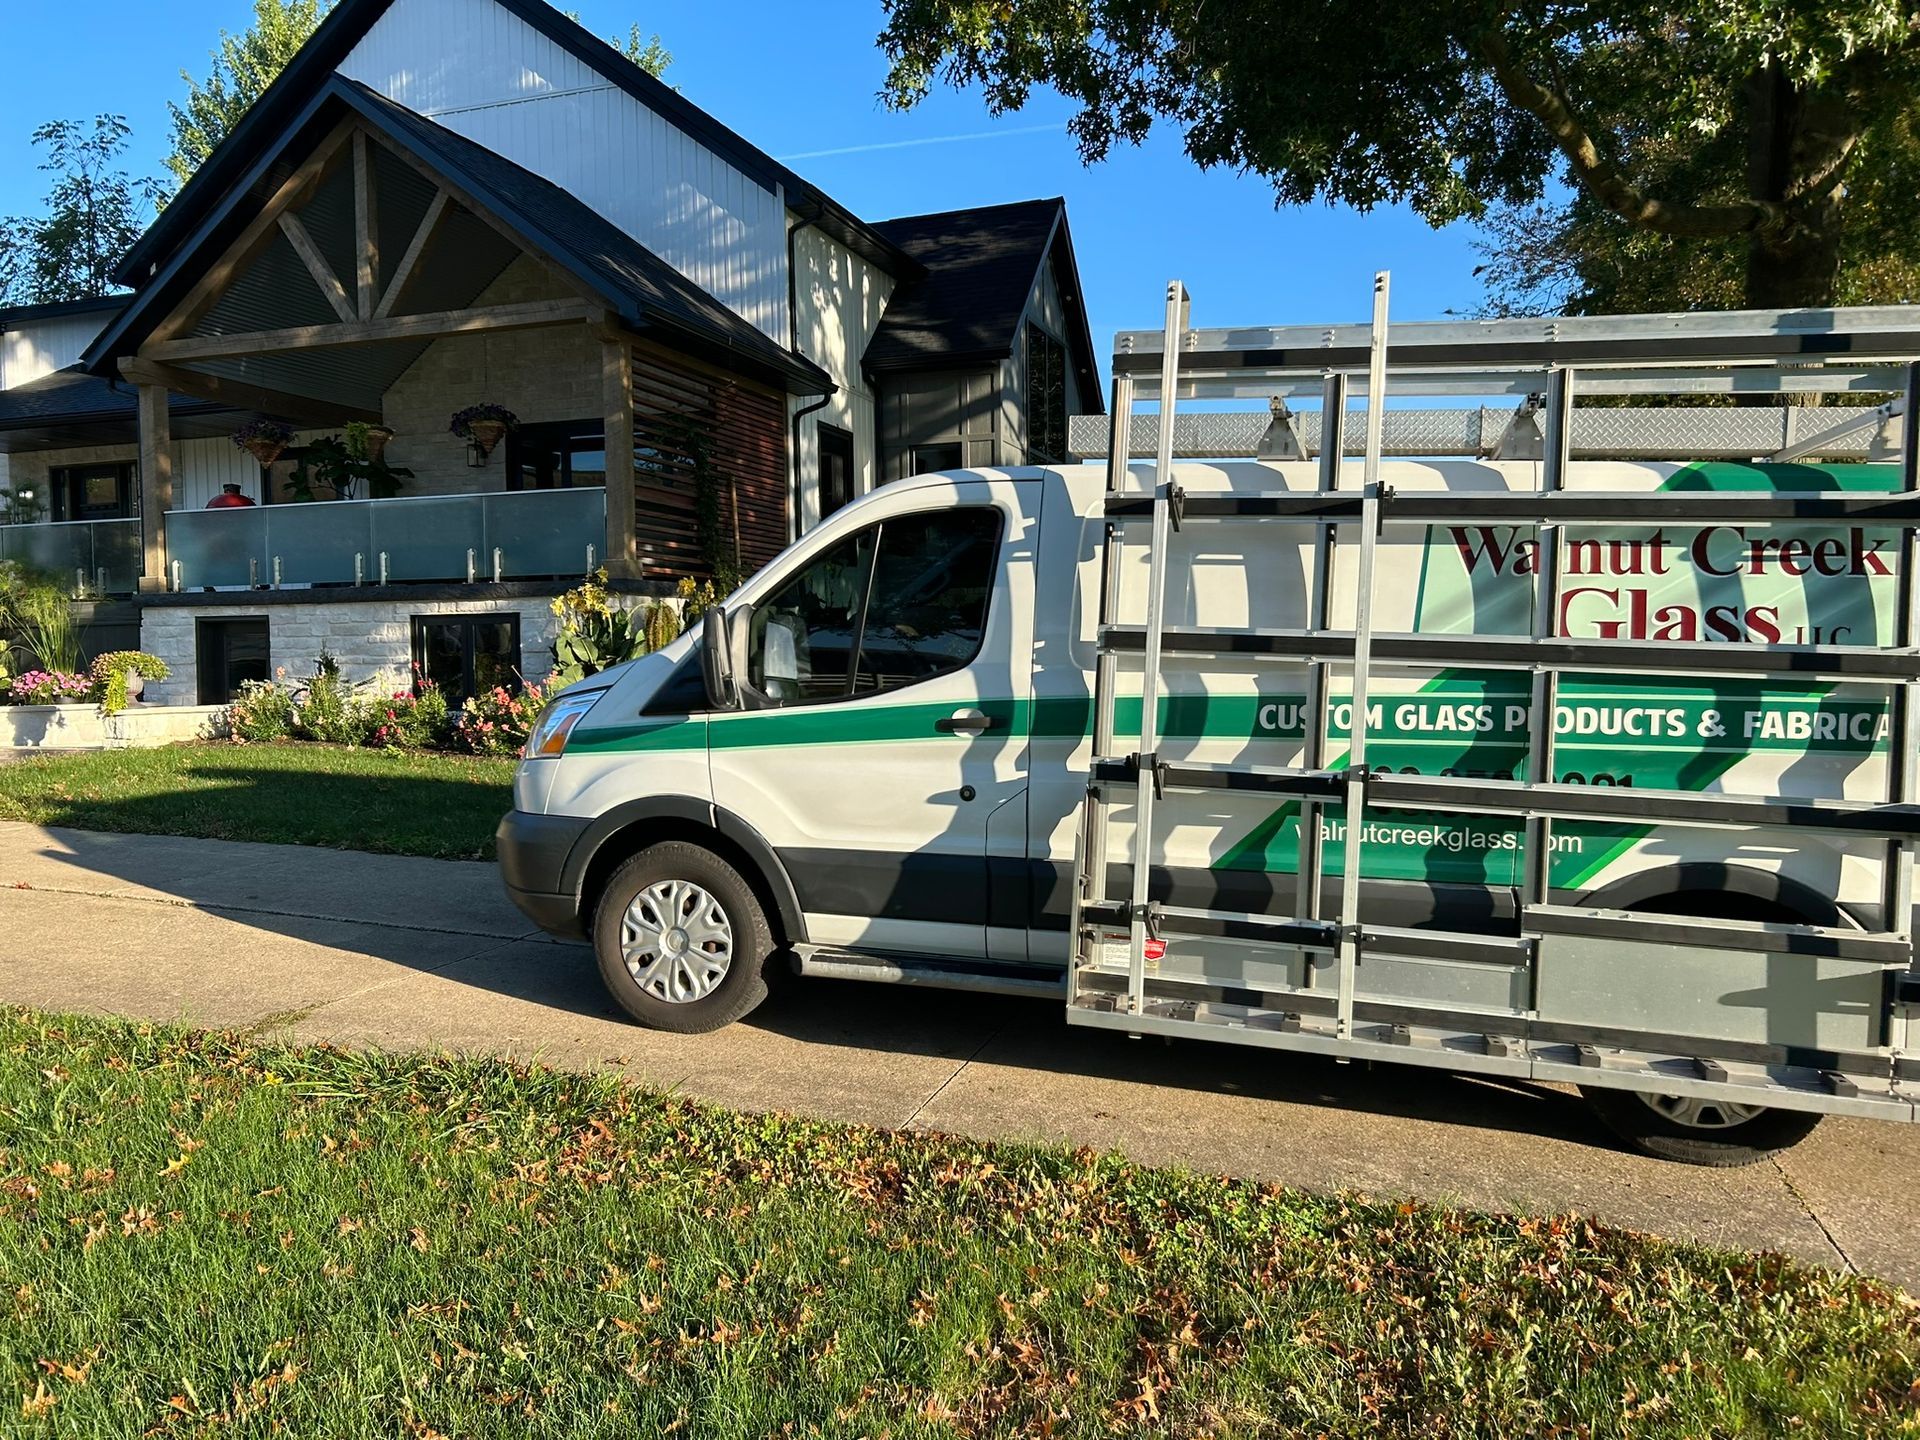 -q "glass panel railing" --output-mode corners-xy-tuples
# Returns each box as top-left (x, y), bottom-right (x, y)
(162, 491), (604, 591)
(264, 502), (373, 588)
(0, 519), (144, 595)
(371, 496), (488, 583)
(483, 487), (604, 580)
(169, 507), (268, 591)
(91, 519), (143, 595)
